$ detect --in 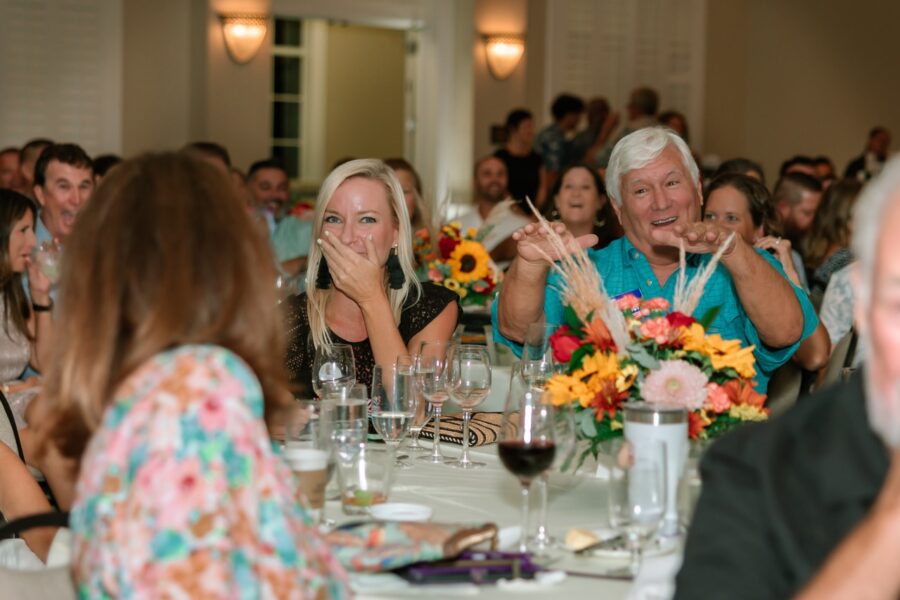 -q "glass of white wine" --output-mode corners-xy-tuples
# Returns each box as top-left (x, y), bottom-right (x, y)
(446, 344), (491, 469)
